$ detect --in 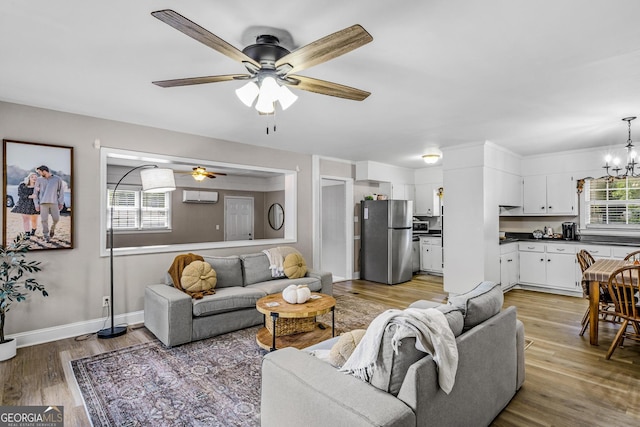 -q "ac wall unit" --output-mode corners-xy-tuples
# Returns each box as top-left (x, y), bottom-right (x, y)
(182, 190), (219, 203)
